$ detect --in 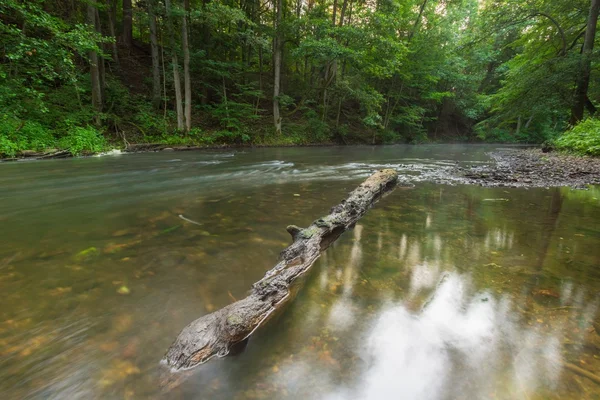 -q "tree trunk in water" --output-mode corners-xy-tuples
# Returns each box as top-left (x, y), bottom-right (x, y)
(165, 0), (185, 131)
(570, 0), (599, 125)
(87, 5), (103, 125)
(122, 0), (133, 48)
(272, 0), (283, 135)
(163, 169), (399, 371)
(149, 1), (161, 110)
(182, 0), (192, 132)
